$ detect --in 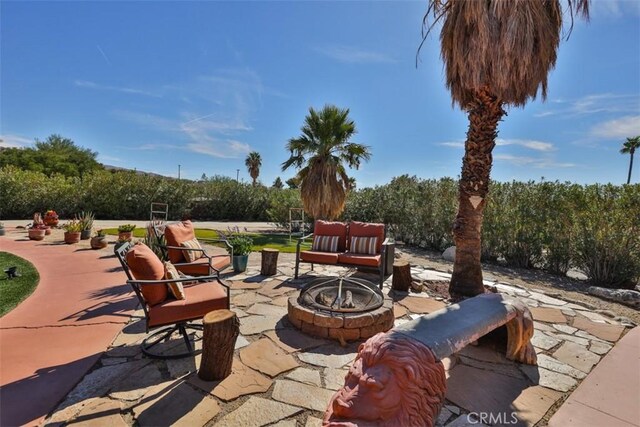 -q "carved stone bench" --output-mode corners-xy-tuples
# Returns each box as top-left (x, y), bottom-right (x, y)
(324, 293), (537, 427)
